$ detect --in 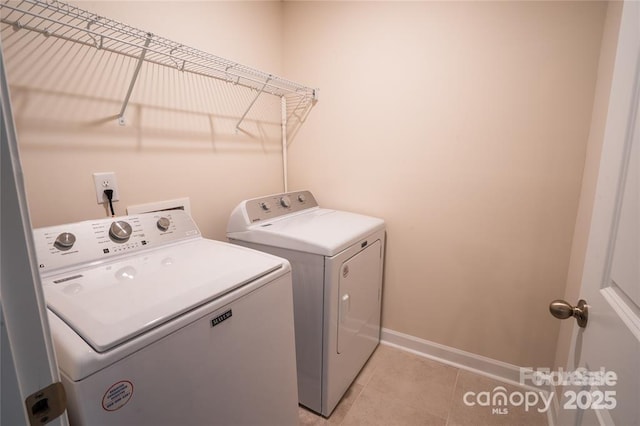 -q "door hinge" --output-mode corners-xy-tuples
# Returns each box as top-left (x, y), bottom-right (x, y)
(25, 382), (67, 425)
